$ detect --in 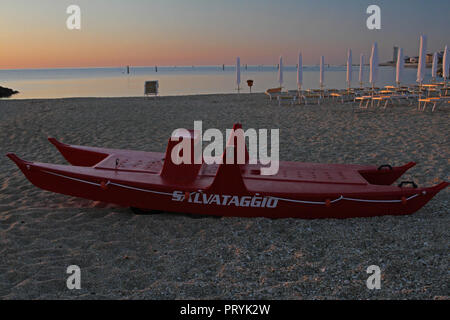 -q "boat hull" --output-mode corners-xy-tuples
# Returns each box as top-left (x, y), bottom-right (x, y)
(6, 152), (448, 219)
